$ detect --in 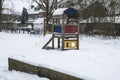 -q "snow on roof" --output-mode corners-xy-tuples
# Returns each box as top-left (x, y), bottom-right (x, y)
(33, 18), (44, 24)
(28, 8), (45, 14)
(2, 9), (12, 14)
(13, 20), (21, 23)
(53, 8), (68, 16)
(27, 25), (32, 29)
